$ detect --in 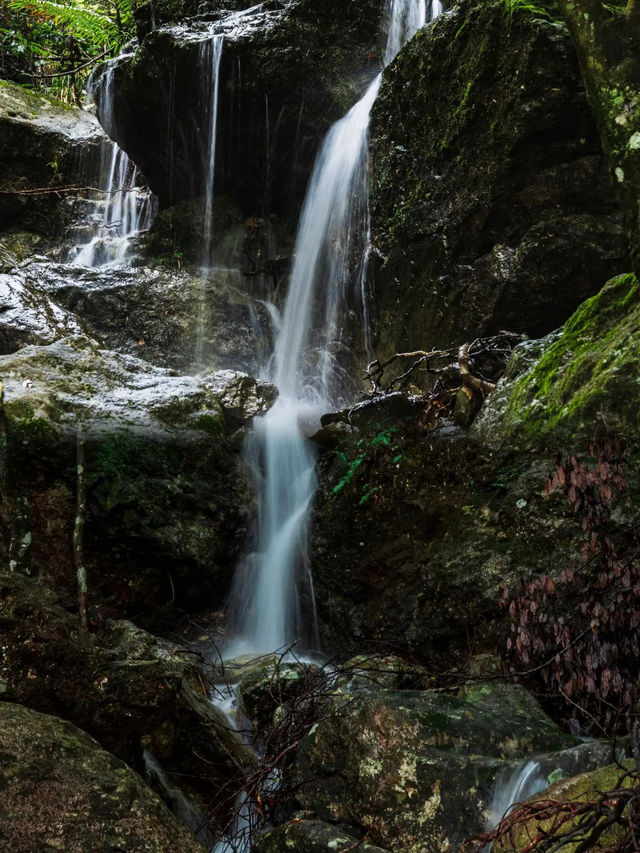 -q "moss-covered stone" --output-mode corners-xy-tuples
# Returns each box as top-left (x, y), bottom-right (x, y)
(473, 273), (640, 450)
(0, 701), (206, 852)
(253, 819), (392, 852)
(0, 339), (250, 620)
(0, 79), (105, 236)
(0, 572), (253, 810)
(369, 0), (628, 356)
(293, 685), (578, 853)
